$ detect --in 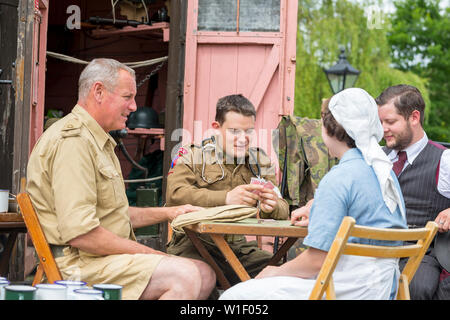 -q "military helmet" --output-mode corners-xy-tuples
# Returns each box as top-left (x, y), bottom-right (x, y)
(126, 106), (161, 129)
